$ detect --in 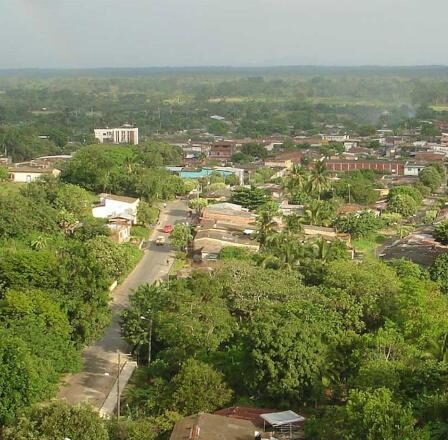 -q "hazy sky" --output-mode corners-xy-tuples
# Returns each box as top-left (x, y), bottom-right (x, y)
(1, 0), (447, 68)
